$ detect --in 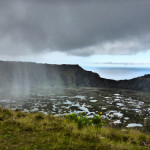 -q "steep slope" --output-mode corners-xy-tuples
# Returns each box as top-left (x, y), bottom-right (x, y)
(118, 75), (150, 91)
(0, 60), (150, 92)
